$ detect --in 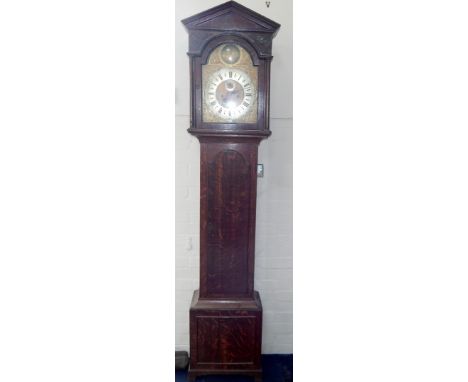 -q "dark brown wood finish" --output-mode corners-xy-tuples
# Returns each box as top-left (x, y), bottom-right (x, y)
(182, 2), (279, 381)
(189, 291), (263, 382)
(183, 0), (279, 136)
(200, 139), (260, 299)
